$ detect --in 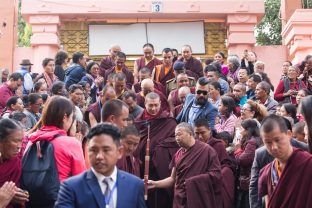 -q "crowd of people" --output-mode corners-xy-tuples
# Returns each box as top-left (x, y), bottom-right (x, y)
(0, 43), (312, 208)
